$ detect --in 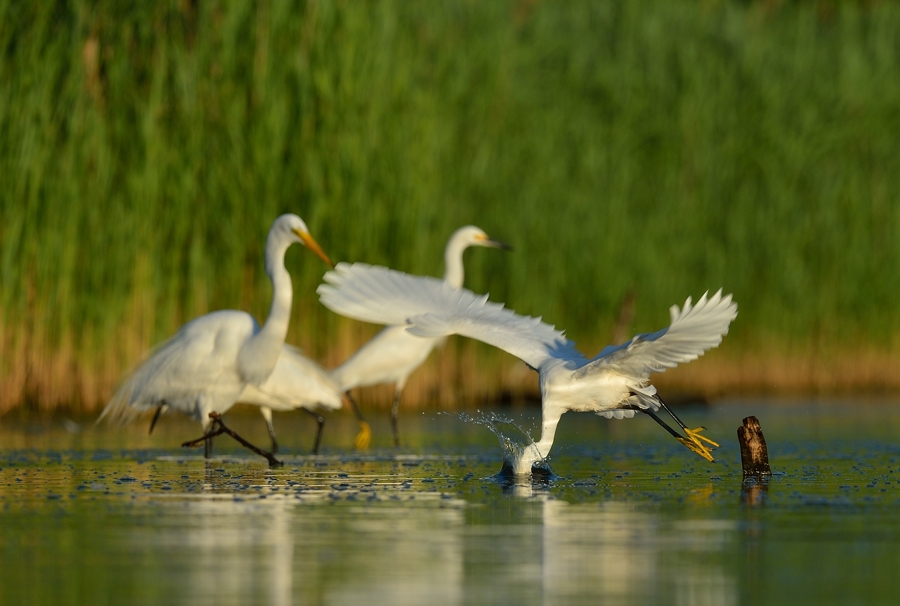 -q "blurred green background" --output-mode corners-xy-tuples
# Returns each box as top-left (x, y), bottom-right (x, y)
(2, 0), (899, 414)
